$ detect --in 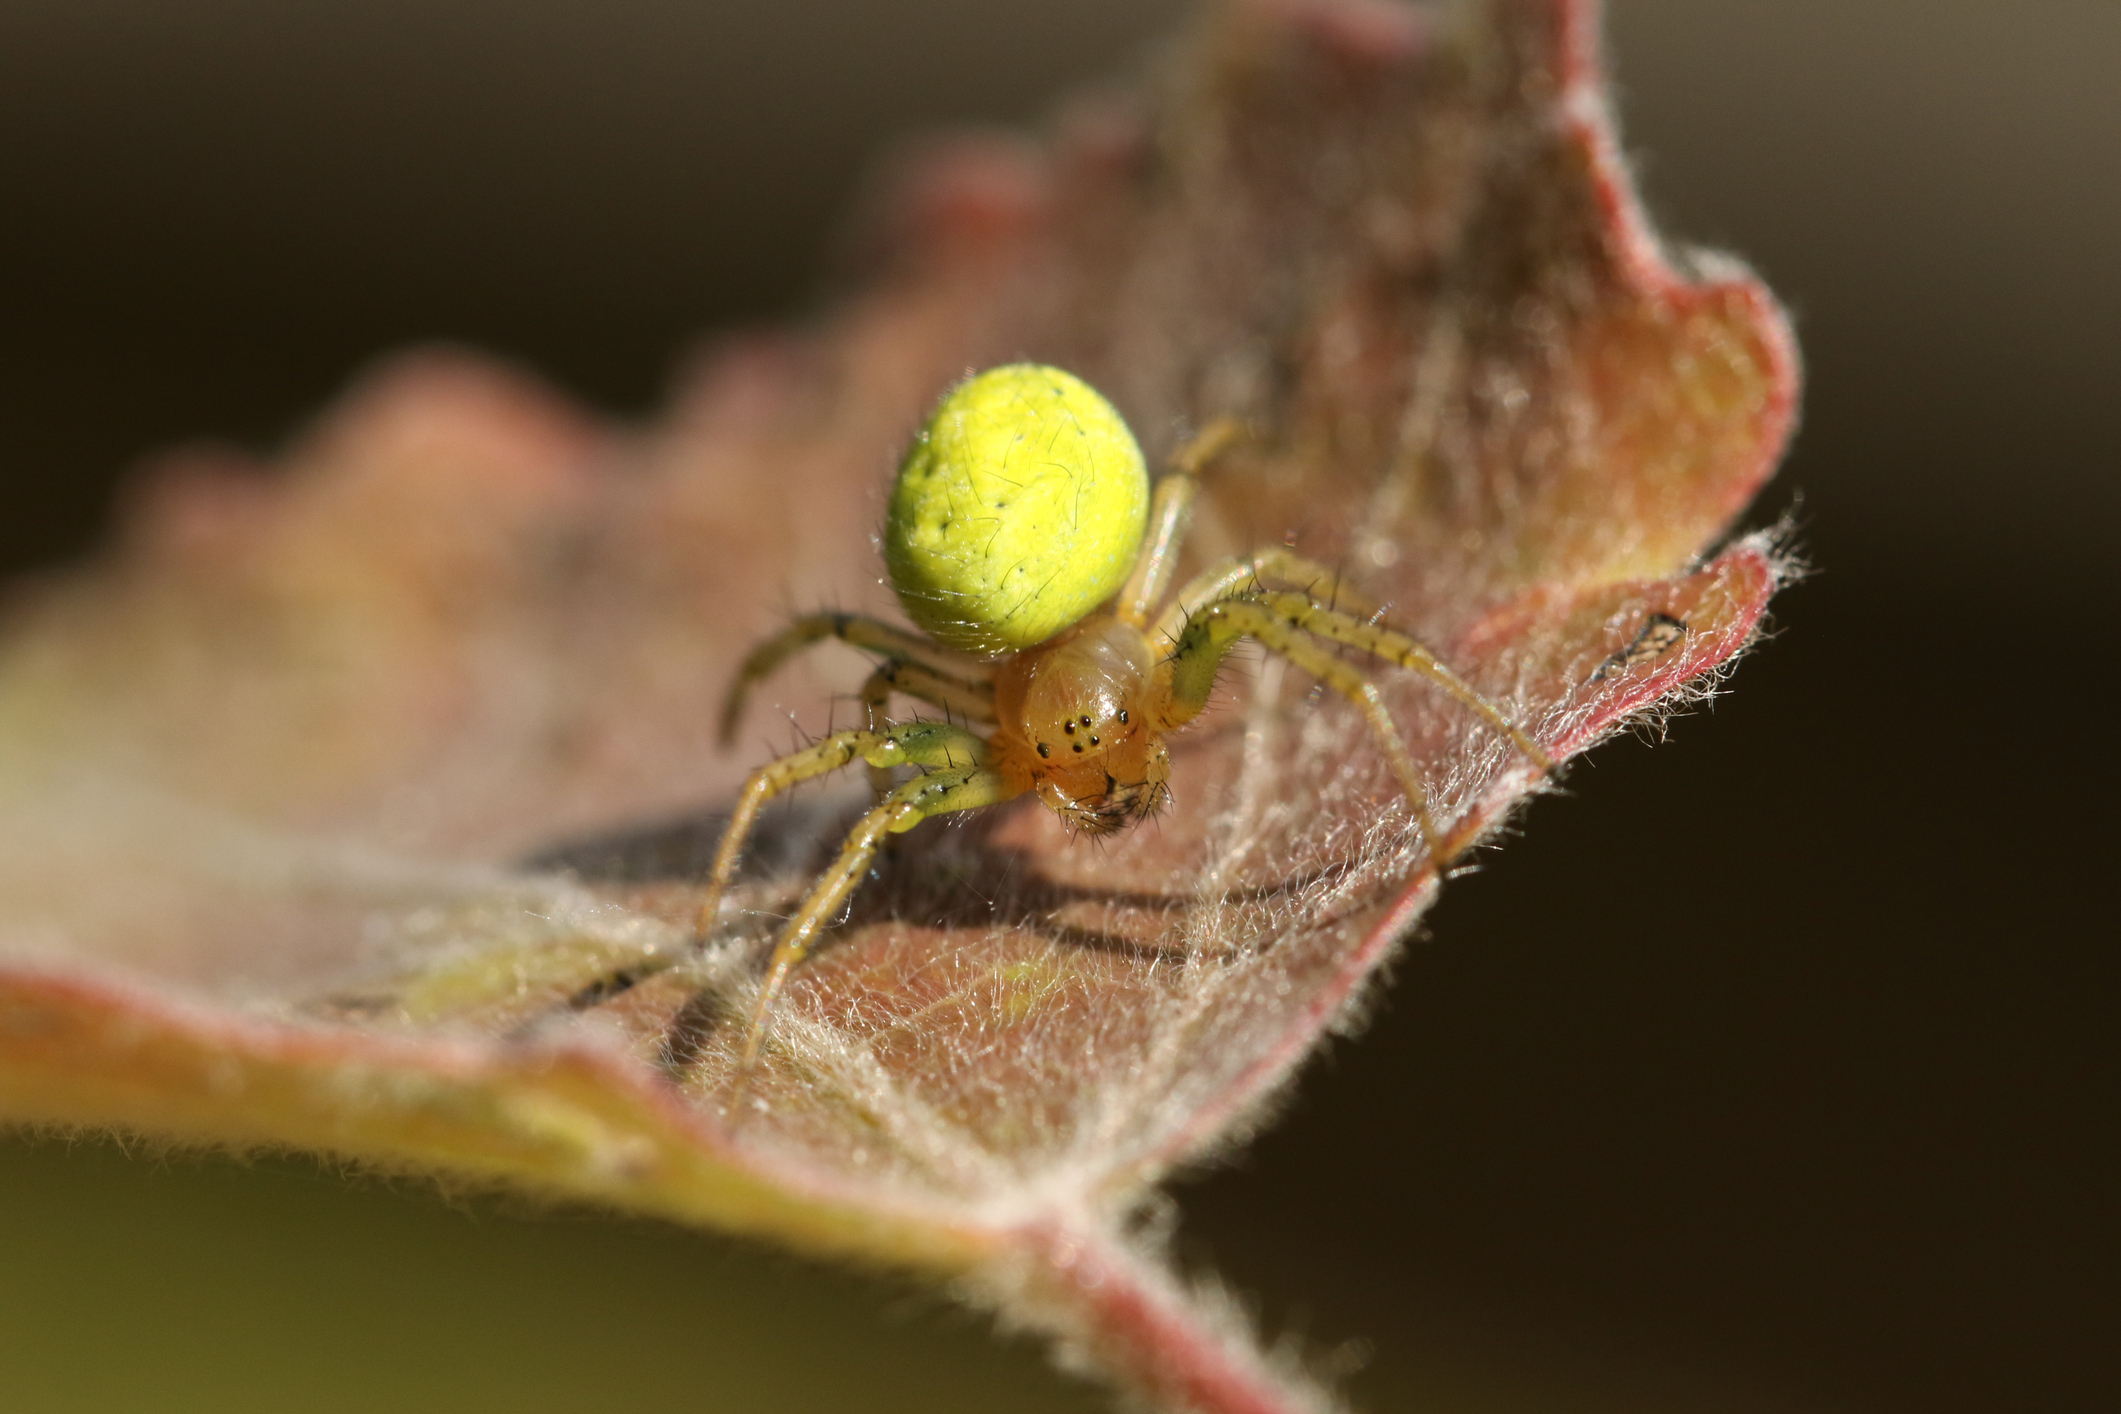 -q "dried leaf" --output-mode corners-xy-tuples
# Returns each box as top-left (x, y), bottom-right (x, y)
(0, 2), (1795, 1409)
